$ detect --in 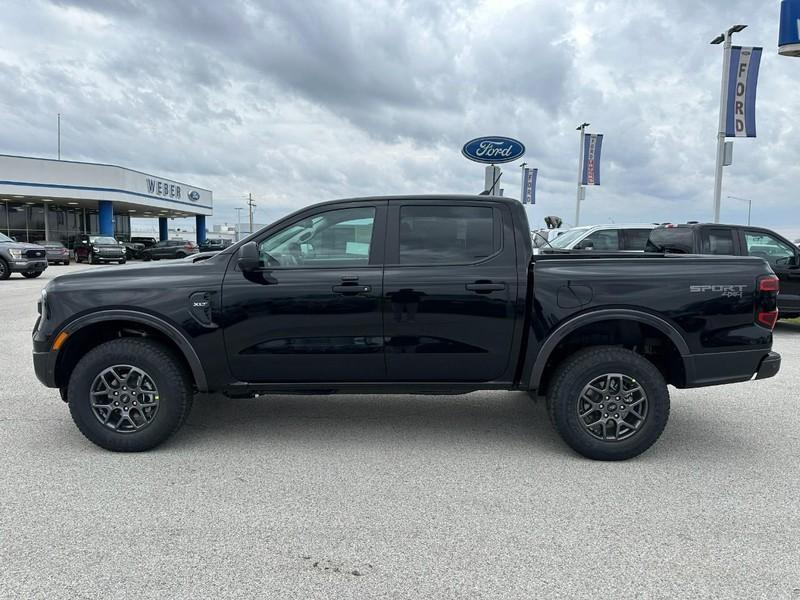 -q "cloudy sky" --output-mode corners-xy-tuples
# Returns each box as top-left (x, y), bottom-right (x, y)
(0, 0), (798, 235)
